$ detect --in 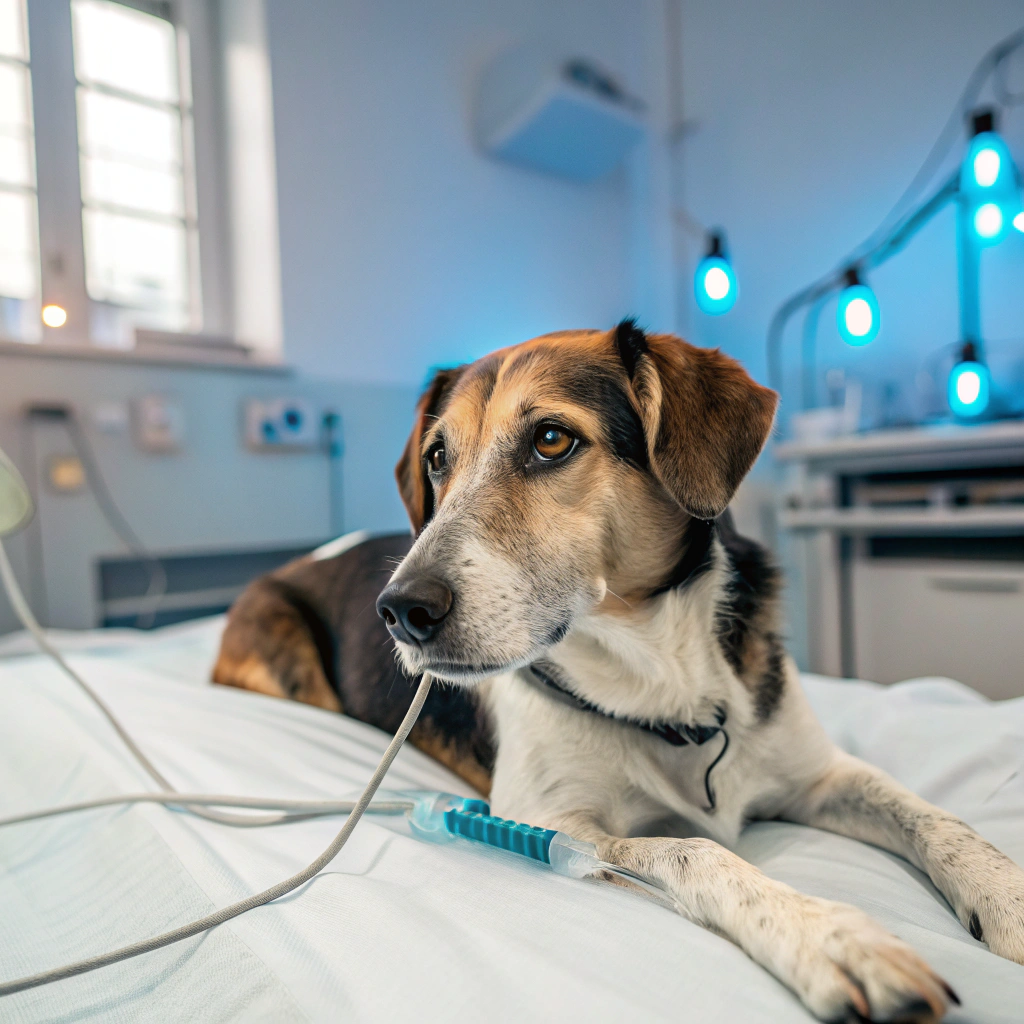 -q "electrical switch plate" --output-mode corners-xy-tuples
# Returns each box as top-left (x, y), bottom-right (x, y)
(133, 394), (184, 453)
(93, 401), (130, 434)
(244, 398), (318, 451)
